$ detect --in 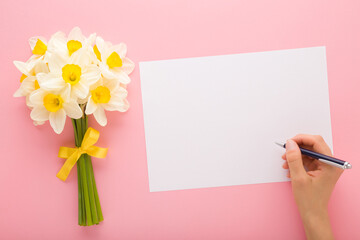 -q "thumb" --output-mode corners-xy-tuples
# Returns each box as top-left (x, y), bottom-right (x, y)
(286, 139), (306, 177)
